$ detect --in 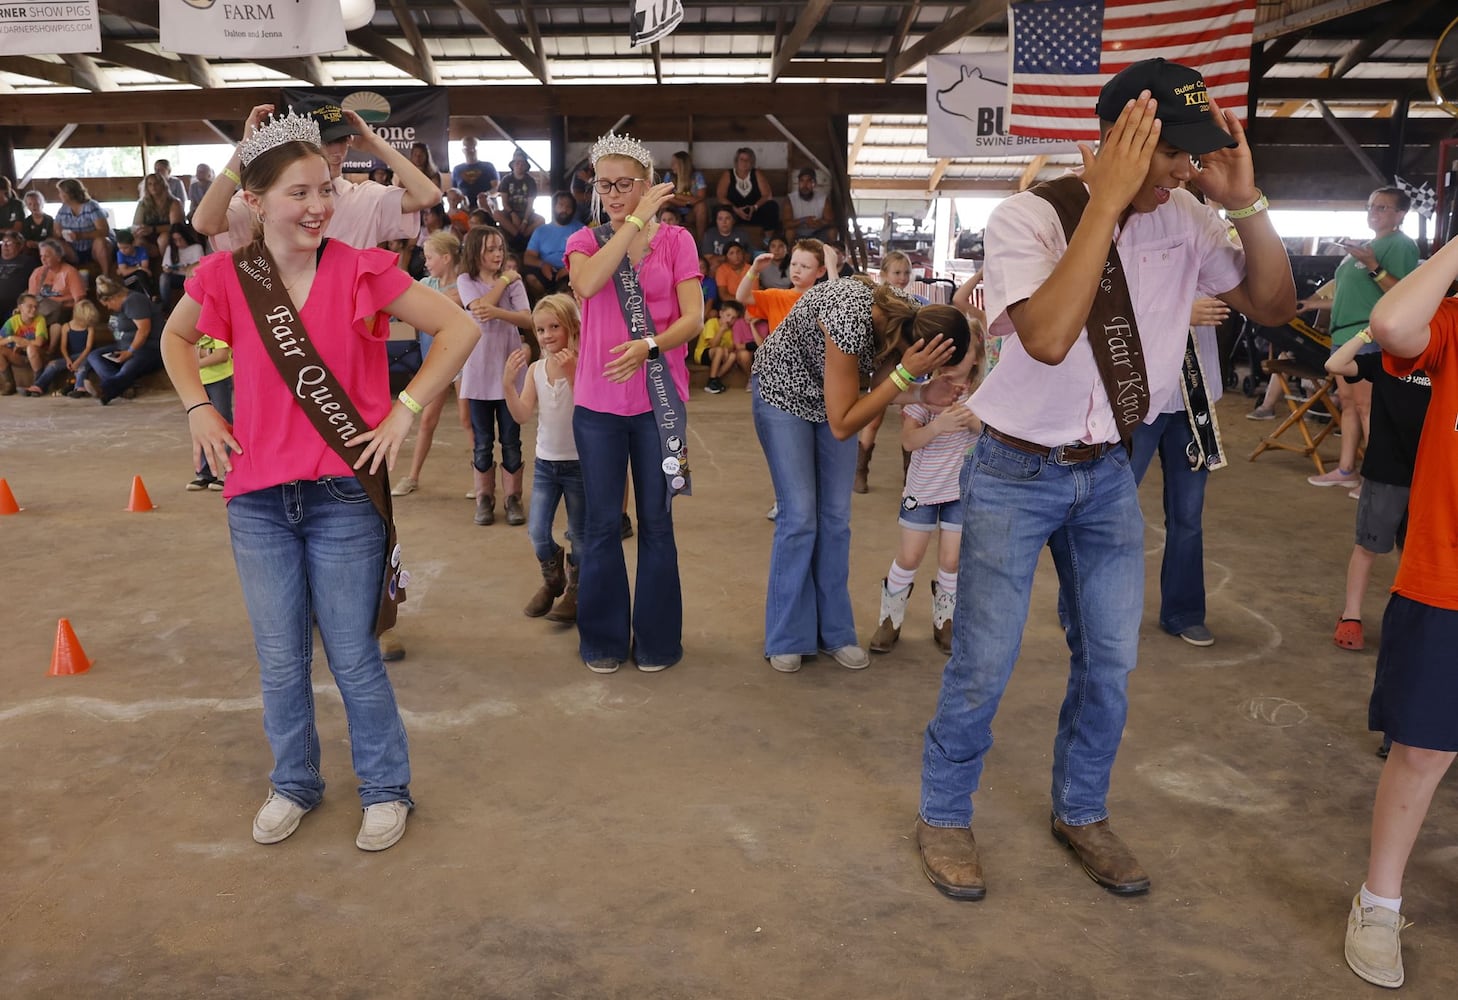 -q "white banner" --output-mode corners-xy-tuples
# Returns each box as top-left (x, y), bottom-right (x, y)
(160, 0), (347, 58)
(630, 0), (683, 47)
(0, 1), (101, 55)
(926, 54), (1077, 159)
